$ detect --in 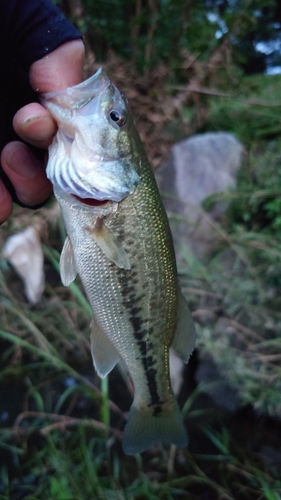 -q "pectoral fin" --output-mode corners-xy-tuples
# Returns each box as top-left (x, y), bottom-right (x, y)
(60, 236), (77, 286)
(90, 317), (120, 378)
(172, 285), (196, 363)
(88, 217), (130, 270)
